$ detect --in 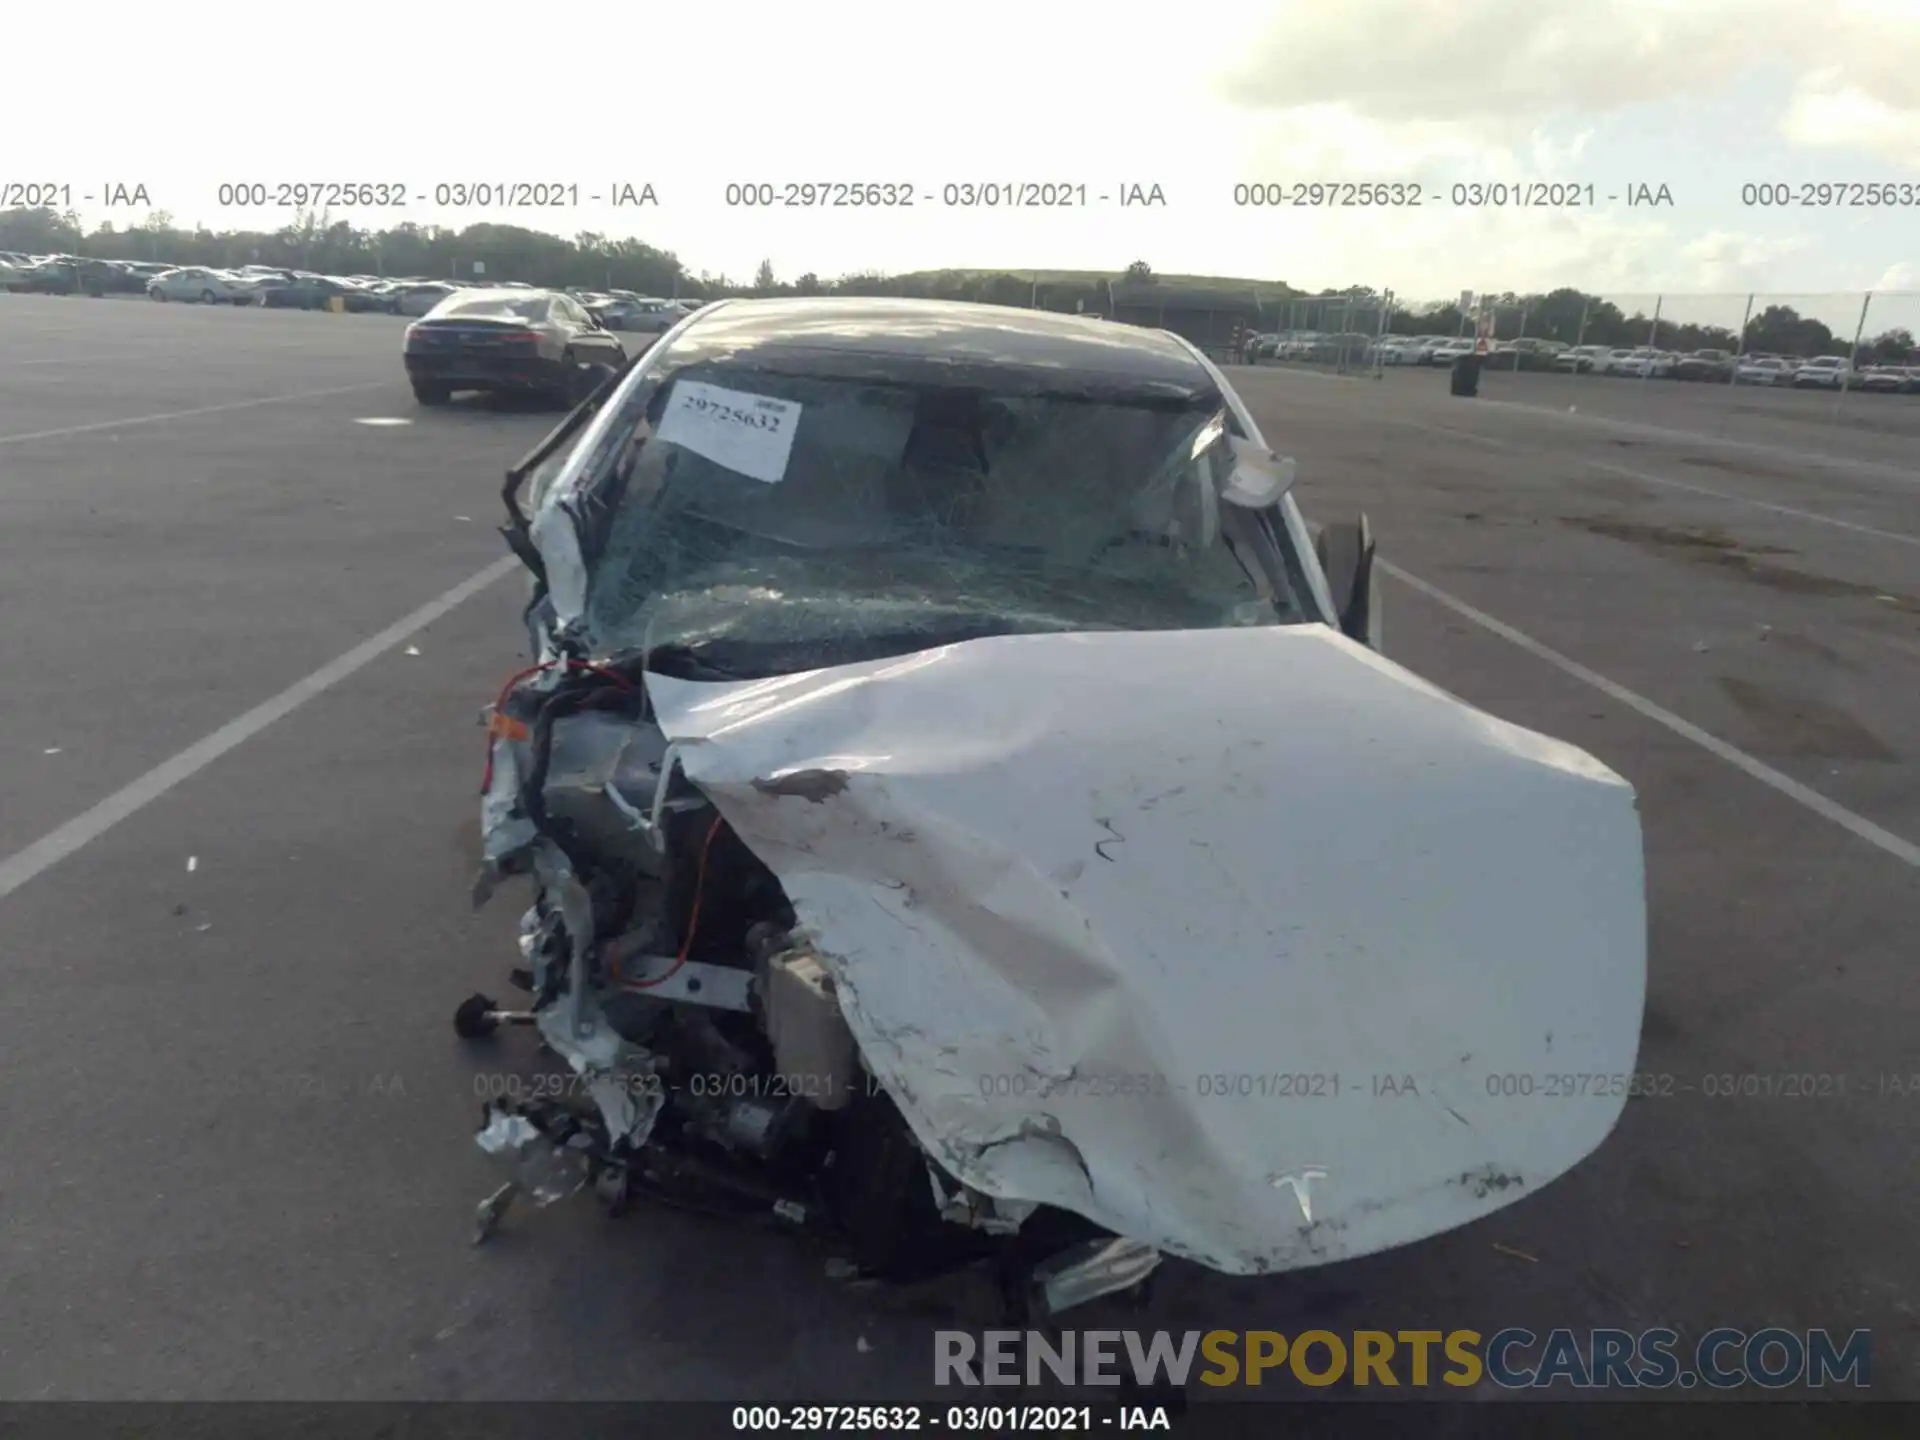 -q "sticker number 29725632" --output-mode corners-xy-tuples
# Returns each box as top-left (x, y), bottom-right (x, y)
(653, 381), (803, 484)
